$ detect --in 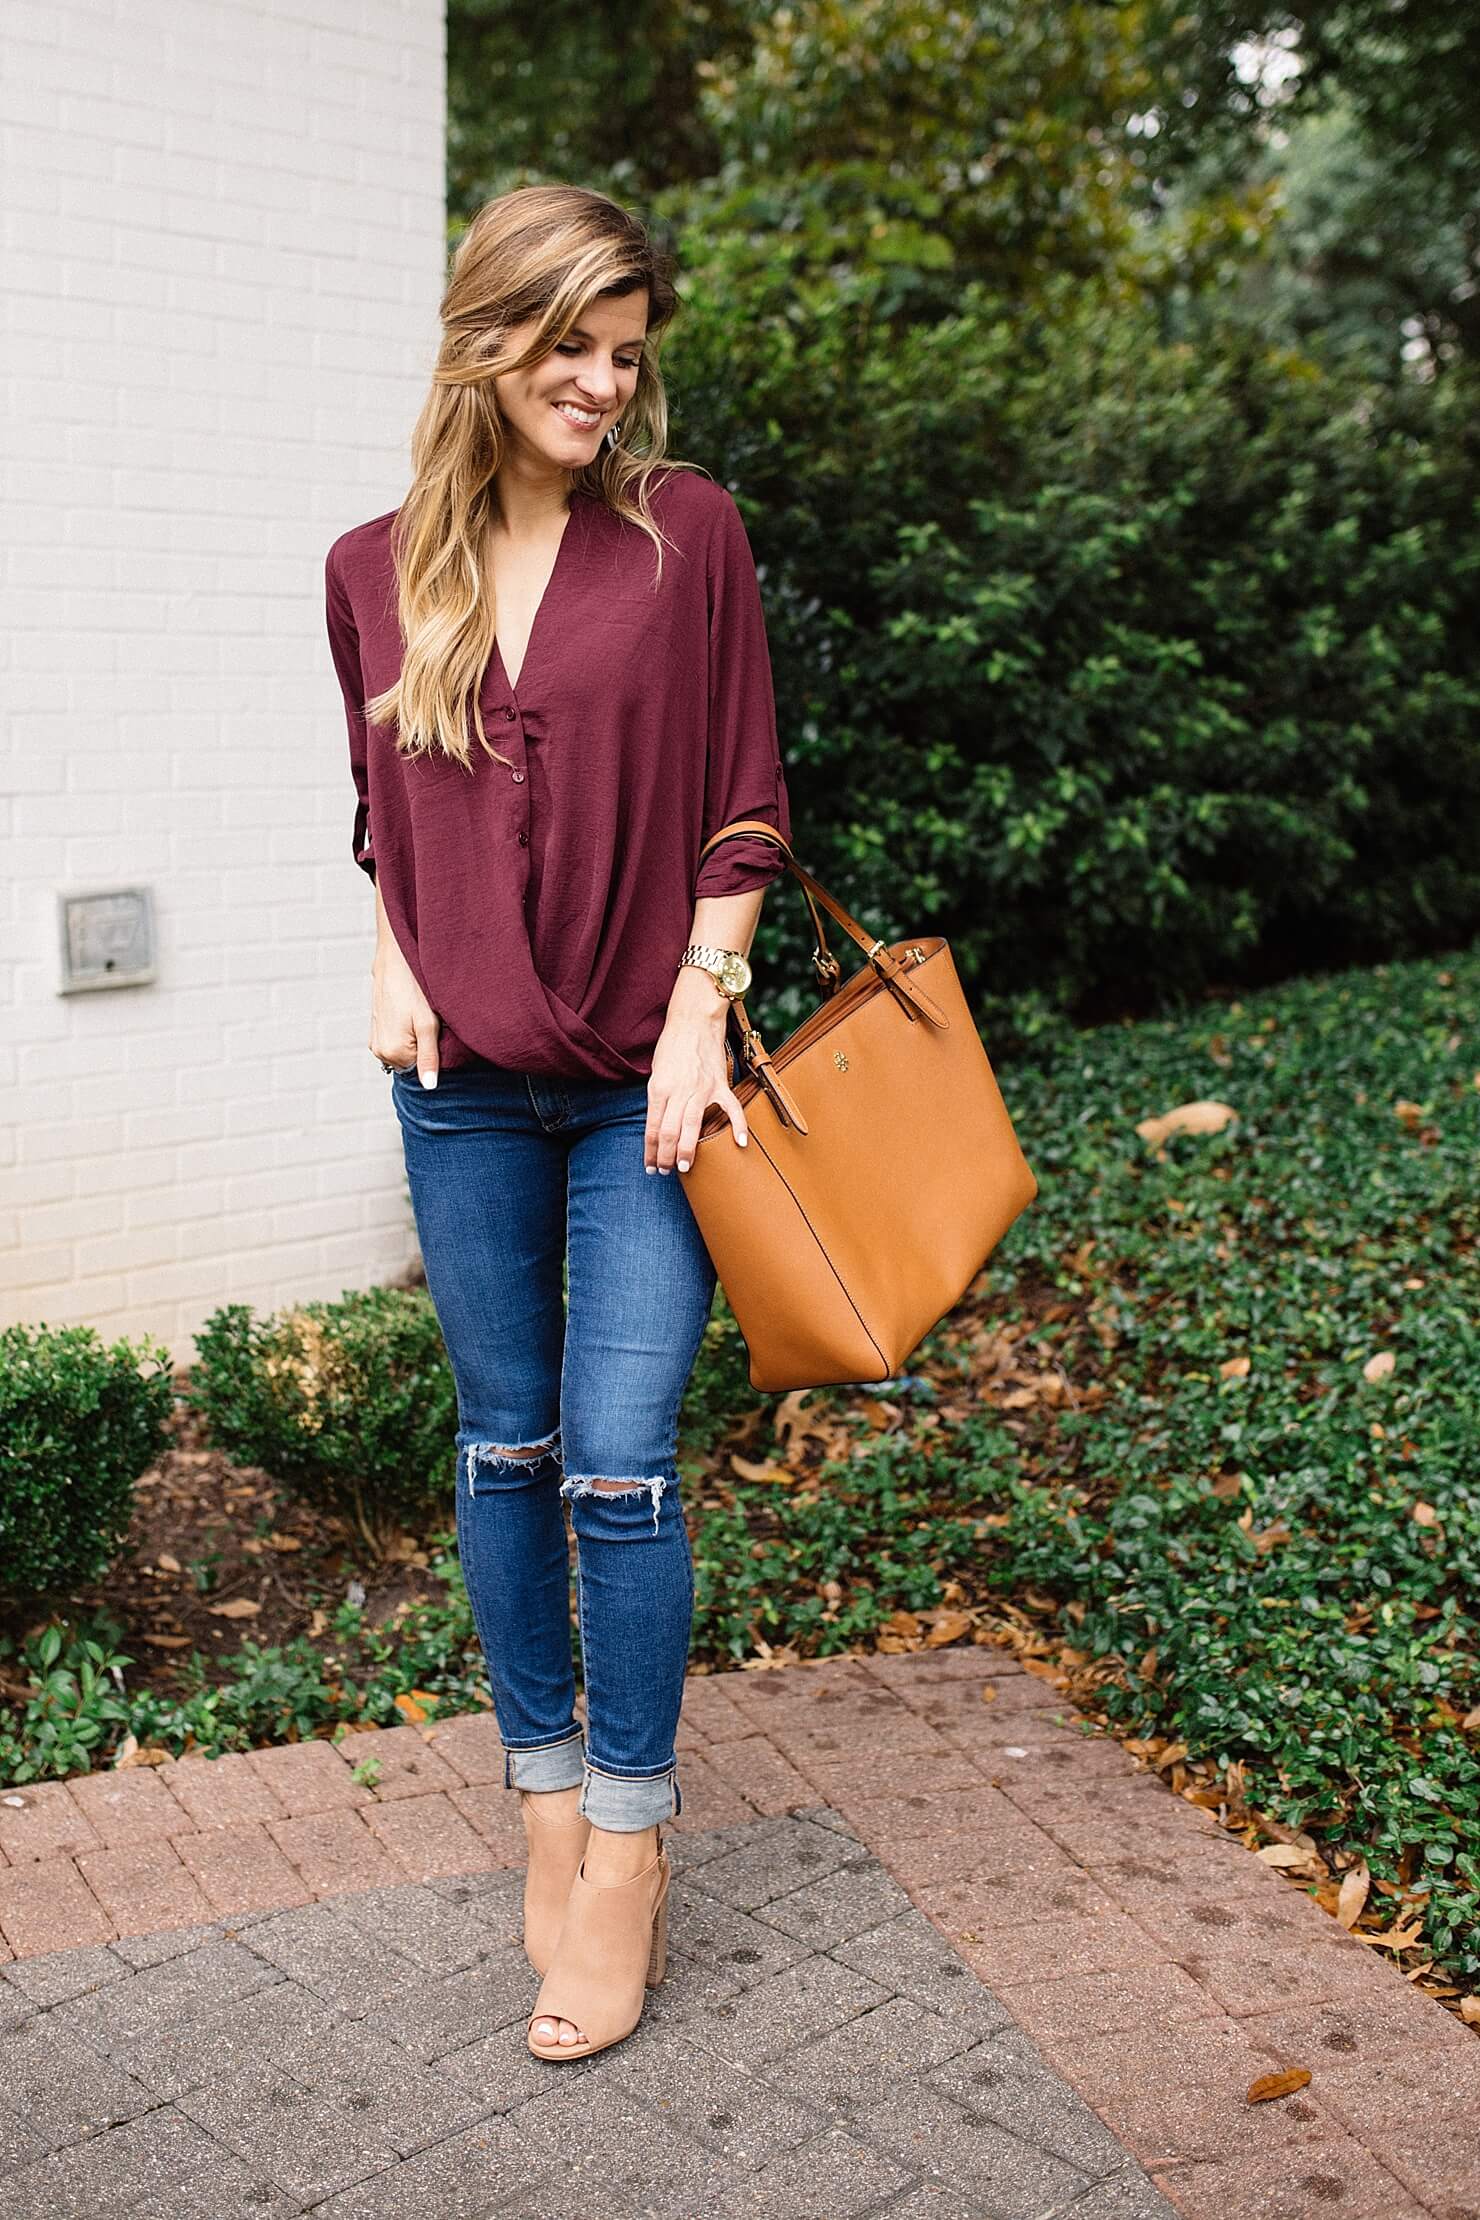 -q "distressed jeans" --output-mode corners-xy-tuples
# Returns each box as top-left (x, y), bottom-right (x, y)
(390, 1060), (718, 1831)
